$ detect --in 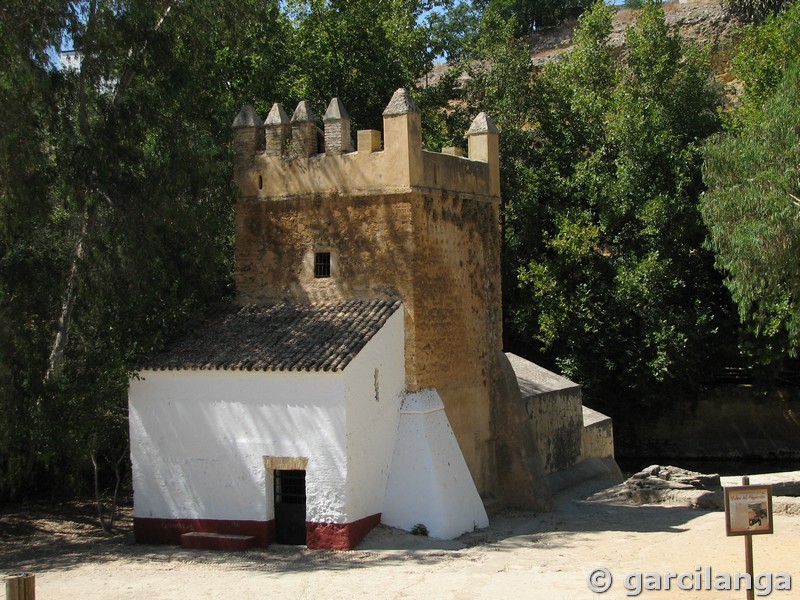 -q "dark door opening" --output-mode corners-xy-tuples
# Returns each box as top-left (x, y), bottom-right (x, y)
(274, 469), (307, 545)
